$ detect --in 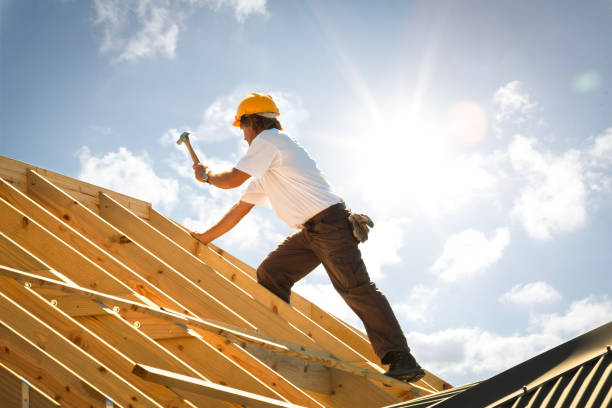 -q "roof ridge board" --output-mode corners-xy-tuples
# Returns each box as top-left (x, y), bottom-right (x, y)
(0, 156), (151, 219)
(0, 264), (429, 396)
